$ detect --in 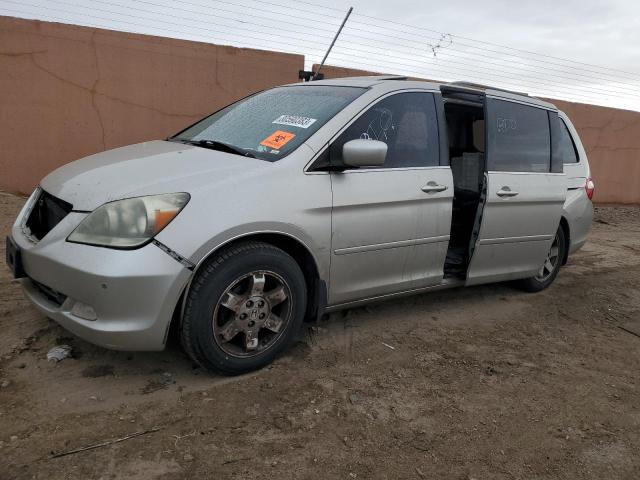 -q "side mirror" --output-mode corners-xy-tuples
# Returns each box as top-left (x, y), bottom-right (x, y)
(342, 139), (387, 168)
